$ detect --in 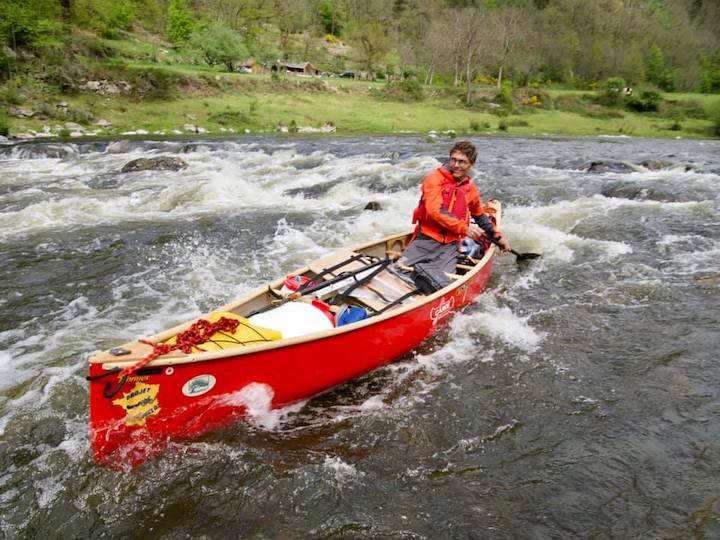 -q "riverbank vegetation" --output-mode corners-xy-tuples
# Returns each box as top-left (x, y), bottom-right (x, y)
(1, 0), (719, 140)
